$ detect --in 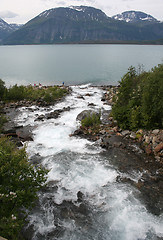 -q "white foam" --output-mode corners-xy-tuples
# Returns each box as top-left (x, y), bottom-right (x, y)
(18, 85), (163, 239)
